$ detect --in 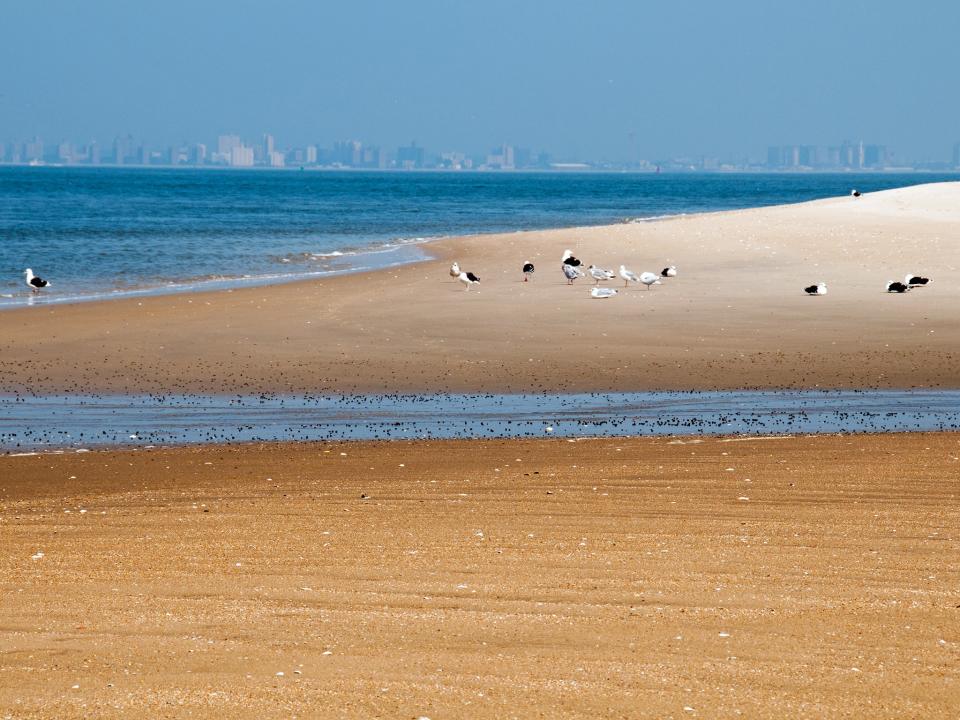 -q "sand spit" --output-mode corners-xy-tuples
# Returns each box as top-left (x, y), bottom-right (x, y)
(1, 182), (959, 395)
